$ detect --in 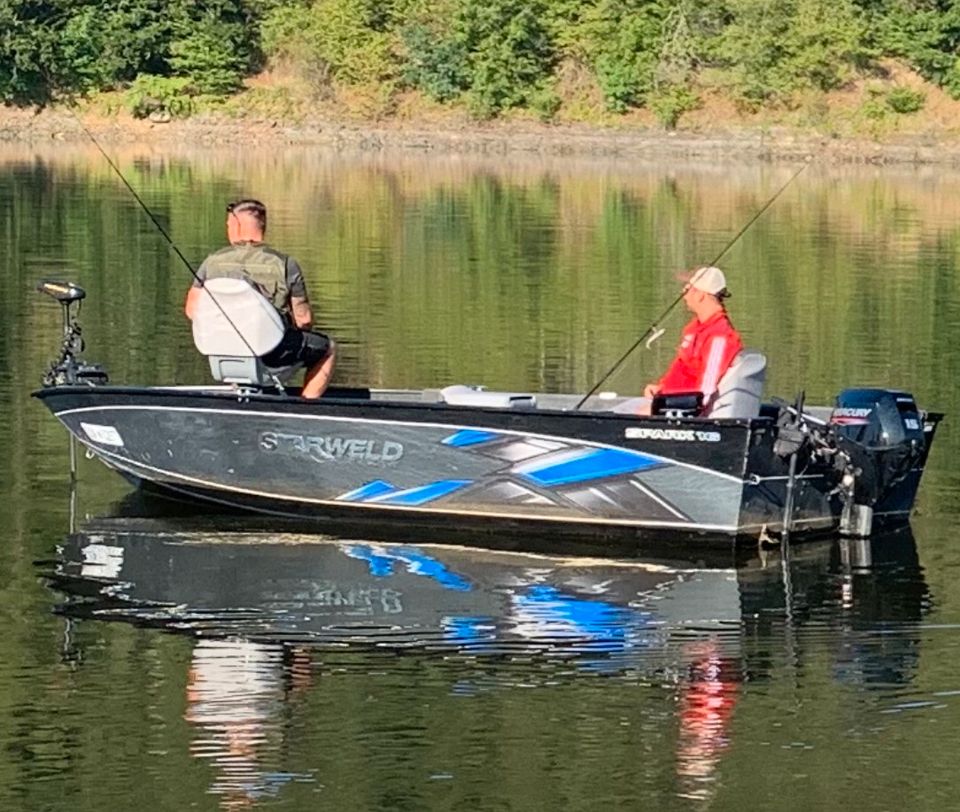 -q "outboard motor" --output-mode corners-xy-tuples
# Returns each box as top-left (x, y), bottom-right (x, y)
(831, 388), (924, 448)
(830, 388), (926, 536)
